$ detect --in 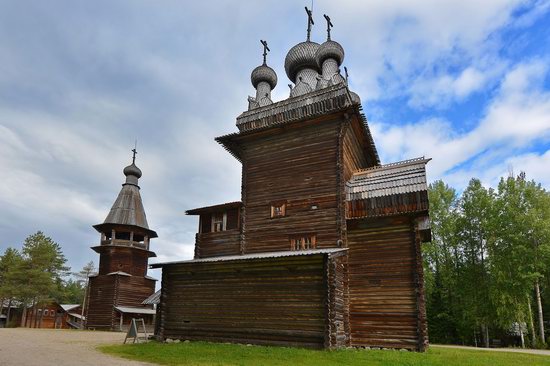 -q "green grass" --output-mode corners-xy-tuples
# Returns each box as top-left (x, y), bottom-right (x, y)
(99, 341), (550, 366)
